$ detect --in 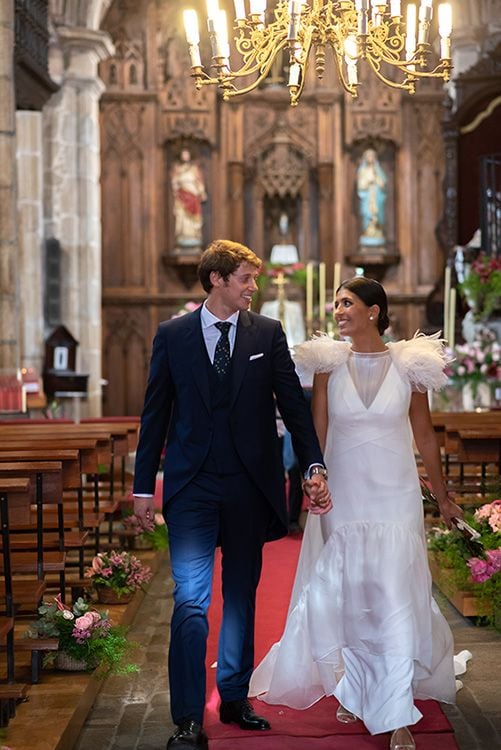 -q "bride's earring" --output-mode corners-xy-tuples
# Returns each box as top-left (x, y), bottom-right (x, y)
(369, 315), (374, 321)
